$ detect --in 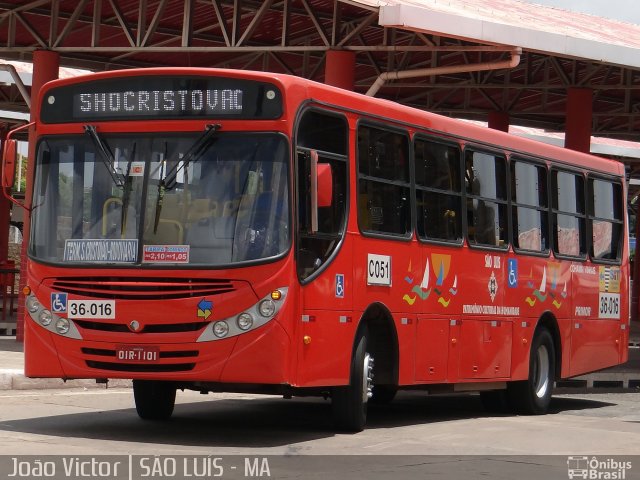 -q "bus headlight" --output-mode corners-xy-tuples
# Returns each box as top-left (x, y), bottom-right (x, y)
(197, 287), (288, 342)
(213, 321), (229, 338)
(259, 299), (276, 318)
(27, 295), (40, 313)
(237, 313), (254, 331)
(39, 310), (52, 326)
(55, 318), (70, 335)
